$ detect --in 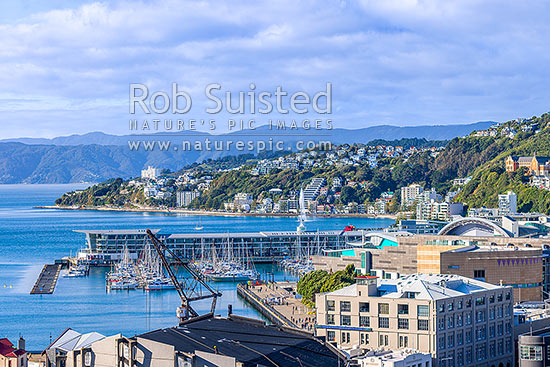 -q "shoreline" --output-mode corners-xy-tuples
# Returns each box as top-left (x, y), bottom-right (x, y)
(34, 205), (397, 220)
